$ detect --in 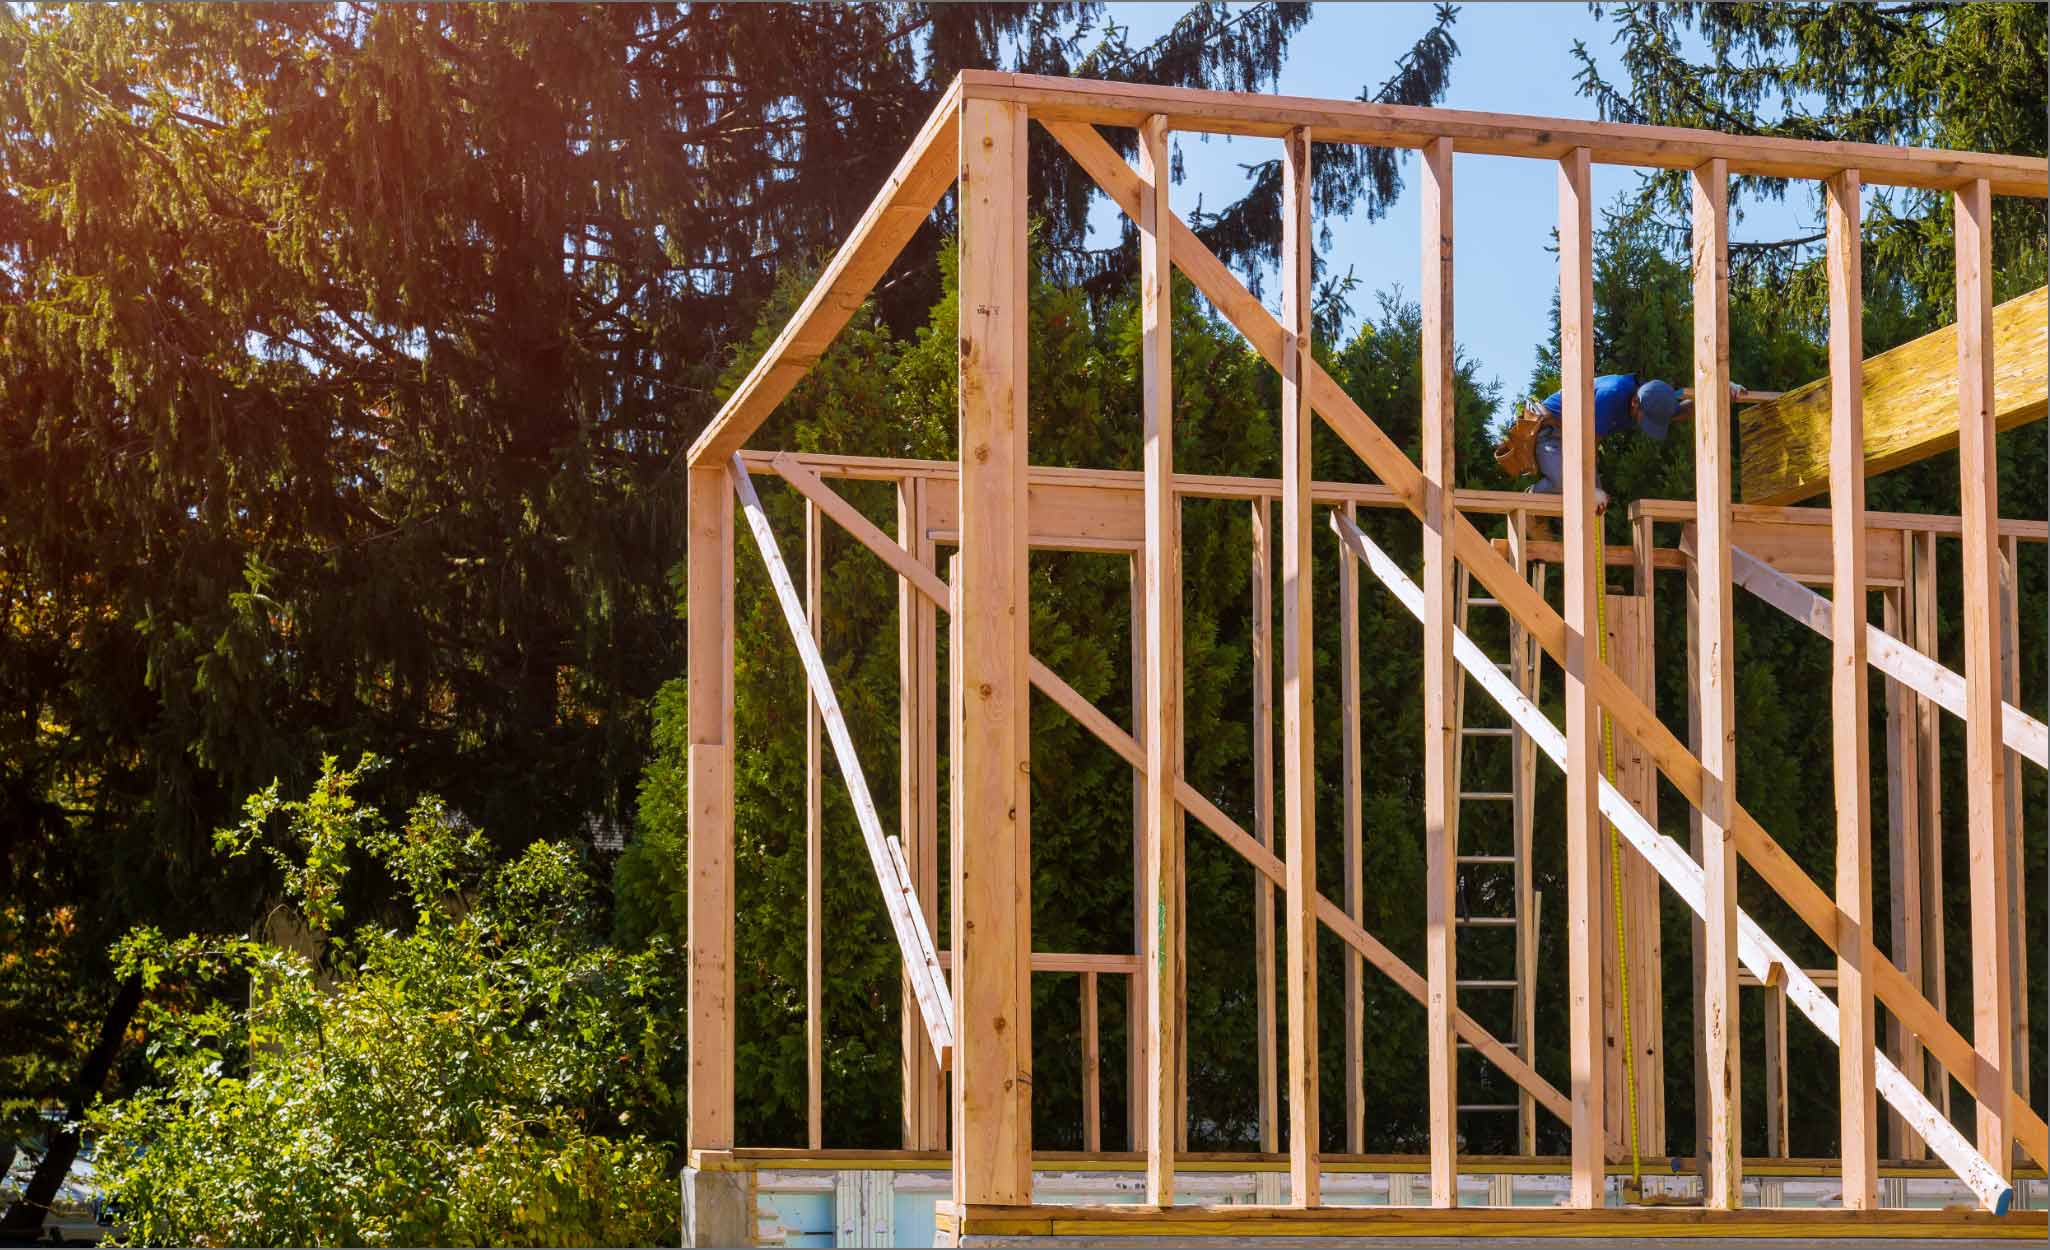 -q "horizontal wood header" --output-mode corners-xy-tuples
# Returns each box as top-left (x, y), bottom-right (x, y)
(959, 71), (2048, 199)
